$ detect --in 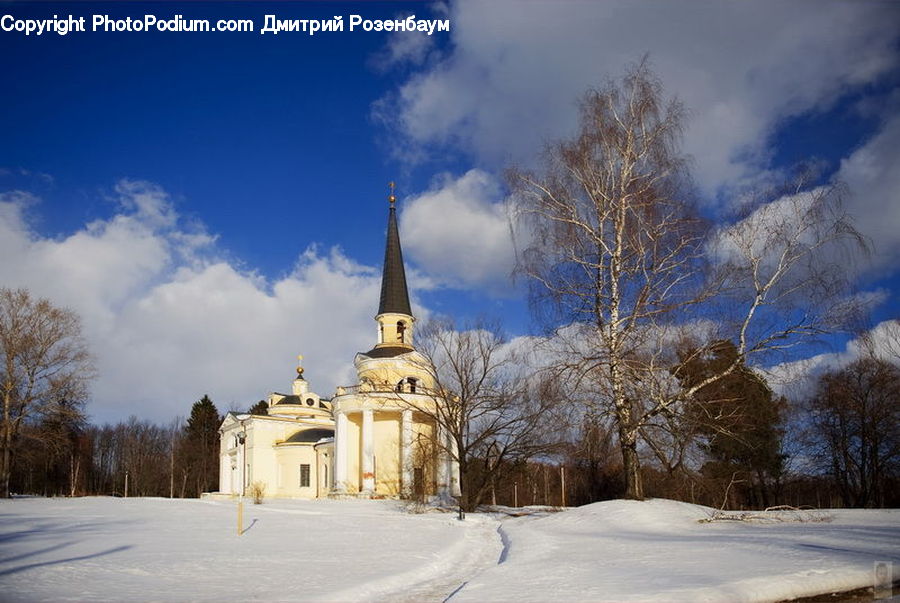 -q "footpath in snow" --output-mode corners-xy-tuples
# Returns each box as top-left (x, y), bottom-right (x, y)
(1, 496), (898, 602)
